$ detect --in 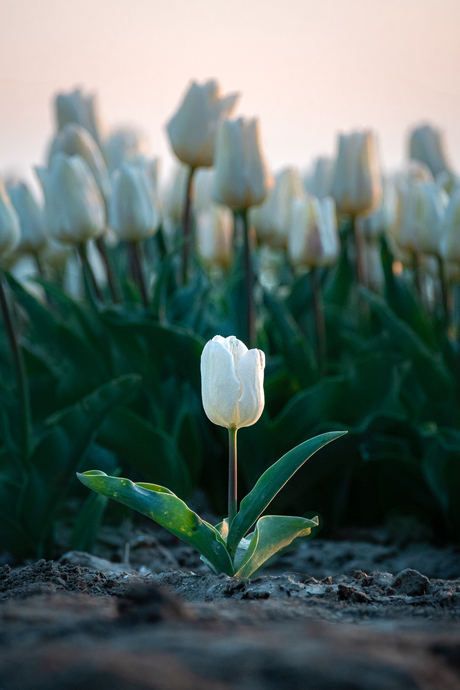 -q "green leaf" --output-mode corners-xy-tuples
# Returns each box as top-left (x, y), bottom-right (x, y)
(227, 430), (346, 555)
(235, 515), (318, 579)
(77, 471), (234, 575)
(98, 407), (192, 497)
(20, 375), (141, 544)
(70, 492), (109, 553)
